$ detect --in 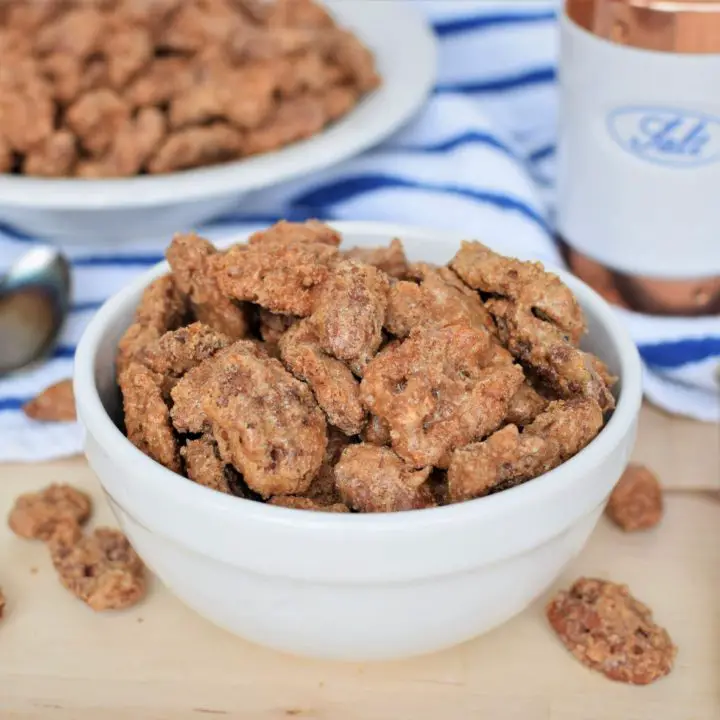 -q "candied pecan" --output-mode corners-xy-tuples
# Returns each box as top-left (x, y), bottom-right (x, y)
(447, 397), (604, 502)
(0, 587), (5, 619)
(605, 464), (663, 532)
(344, 238), (408, 280)
(66, 89), (130, 156)
(117, 274), (188, 373)
(504, 378), (549, 427)
(181, 435), (234, 494)
(169, 61), (278, 131)
(546, 578), (676, 685)
(266, 0), (335, 28)
(361, 324), (524, 468)
(23, 131), (77, 177)
(320, 84), (359, 123)
(159, 0), (249, 52)
(170, 342), (263, 434)
(450, 241), (586, 344)
(488, 298), (615, 411)
(311, 259), (389, 368)
(268, 496), (349, 512)
(3, 1), (66, 33)
(335, 444), (435, 513)
(119, 362), (180, 472)
(76, 106), (166, 178)
(302, 425), (348, 504)
(279, 320), (365, 435)
(248, 219), (341, 247)
(216, 238), (337, 316)
(8, 484), (91, 541)
(385, 268), (495, 339)
(166, 233), (250, 339)
(322, 29), (381, 93)
(203, 344), (327, 497)
(226, 26), (317, 62)
(124, 57), (190, 108)
(141, 322), (232, 392)
(46, 517), (84, 561)
(244, 94), (326, 155)
(35, 7), (106, 60)
(41, 52), (83, 104)
(0, 60), (54, 153)
(147, 123), (244, 173)
(105, 24), (153, 88)
(276, 50), (335, 97)
(23, 379), (76, 422)
(52, 527), (147, 611)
